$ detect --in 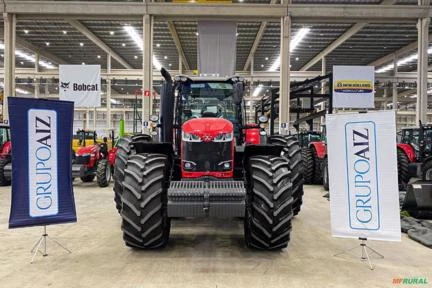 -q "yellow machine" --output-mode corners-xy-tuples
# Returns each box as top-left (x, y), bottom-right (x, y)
(72, 130), (113, 153)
